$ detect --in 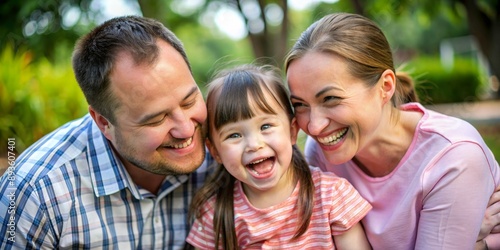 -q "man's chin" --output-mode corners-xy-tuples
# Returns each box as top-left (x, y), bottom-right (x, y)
(154, 150), (205, 175)
(142, 161), (199, 175)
